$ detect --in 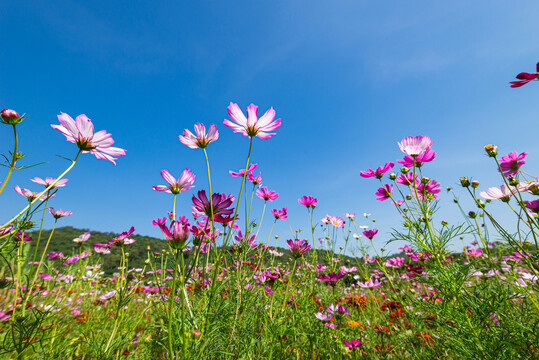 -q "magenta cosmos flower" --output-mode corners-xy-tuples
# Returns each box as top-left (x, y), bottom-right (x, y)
(343, 339), (362, 349)
(154, 217), (191, 249)
(375, 184), (393, 201)
(230, 163), (257, 177)
(363, 229), (378, 239)
(360, 161), (394, 179)
(525, 199), (539, 215)
(271, 207), (288, 220)
(256, 187), (279, 201)
(415, 179), (441, 201)
(398, 135), (433, 157)
(298, 195), (318, 208)
(247, 171), (262, 186)
(499, 151), (527, 177)
(153, 168), (195, 194)
(31, 177), (68, 188)
(73, 232), (91, 244)
(397, 148), (436, 168)
(224, 103), (281, 140)
(108, 226), (136, 246)
(192, 190), (235, 219)
(286, 239), (311, 258)
(179, 123), (219, 149)
(510, 62), (539, 88)
(51, 113), (126, 164)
